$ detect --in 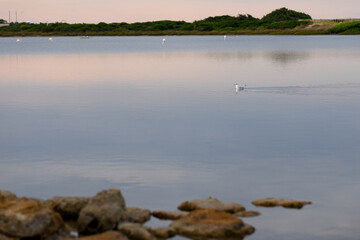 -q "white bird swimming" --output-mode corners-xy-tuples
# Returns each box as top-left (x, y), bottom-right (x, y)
(224, 35), (227, 40)
(16, 39), (20, 43)
(234, 83), (246, 92)
(49, 37), (53, 41)
(162, 38), (166, 44)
